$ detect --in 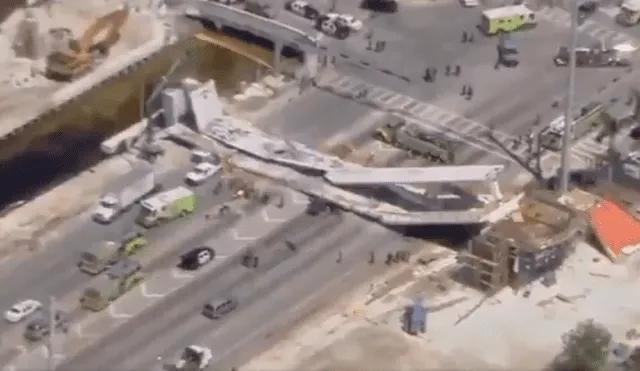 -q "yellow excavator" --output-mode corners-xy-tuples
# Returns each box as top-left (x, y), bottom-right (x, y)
(45, 6), (130, 81)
